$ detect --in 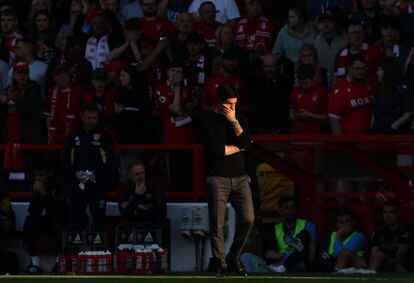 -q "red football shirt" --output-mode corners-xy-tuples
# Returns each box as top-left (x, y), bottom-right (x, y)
(328, 77), (374, 134)
(141, 16), (177, 43)
(291, 85), (328, 134)
(194, 22), (220, 48)
(202, 74), (250, 108)
(153, 81), (195, 144)
(233, 16), (274, 53)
